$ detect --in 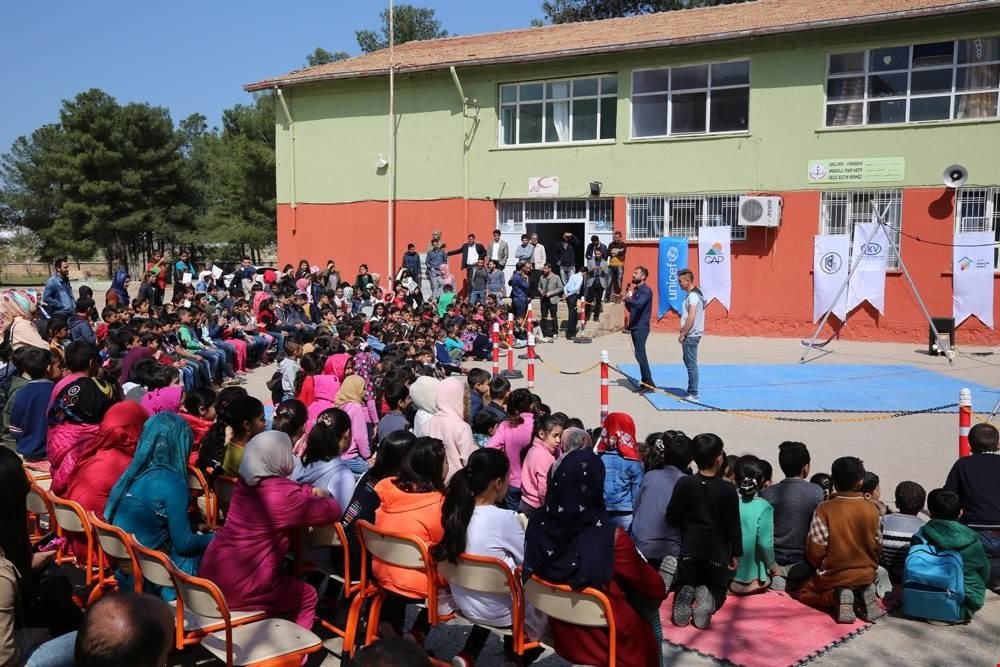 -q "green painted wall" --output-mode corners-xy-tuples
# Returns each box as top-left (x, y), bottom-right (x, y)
(274, 11), (1000, 204)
